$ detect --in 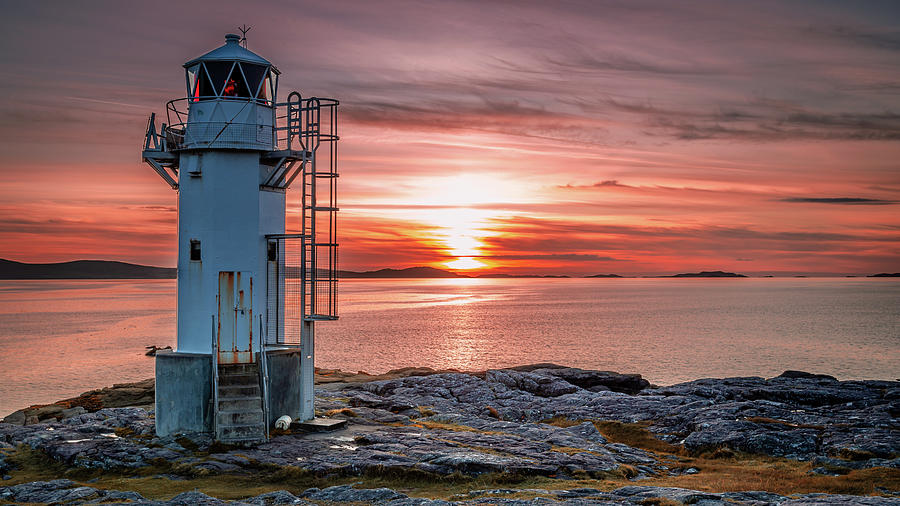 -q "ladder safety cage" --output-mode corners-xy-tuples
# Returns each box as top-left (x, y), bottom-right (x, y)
(266, 93), (339, 346)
